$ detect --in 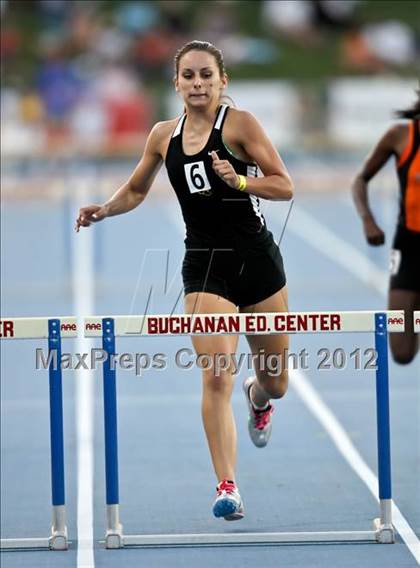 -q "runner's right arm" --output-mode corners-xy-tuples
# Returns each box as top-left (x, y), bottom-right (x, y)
(351, 125), (401, 246)
(76, 123), (167, 231)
